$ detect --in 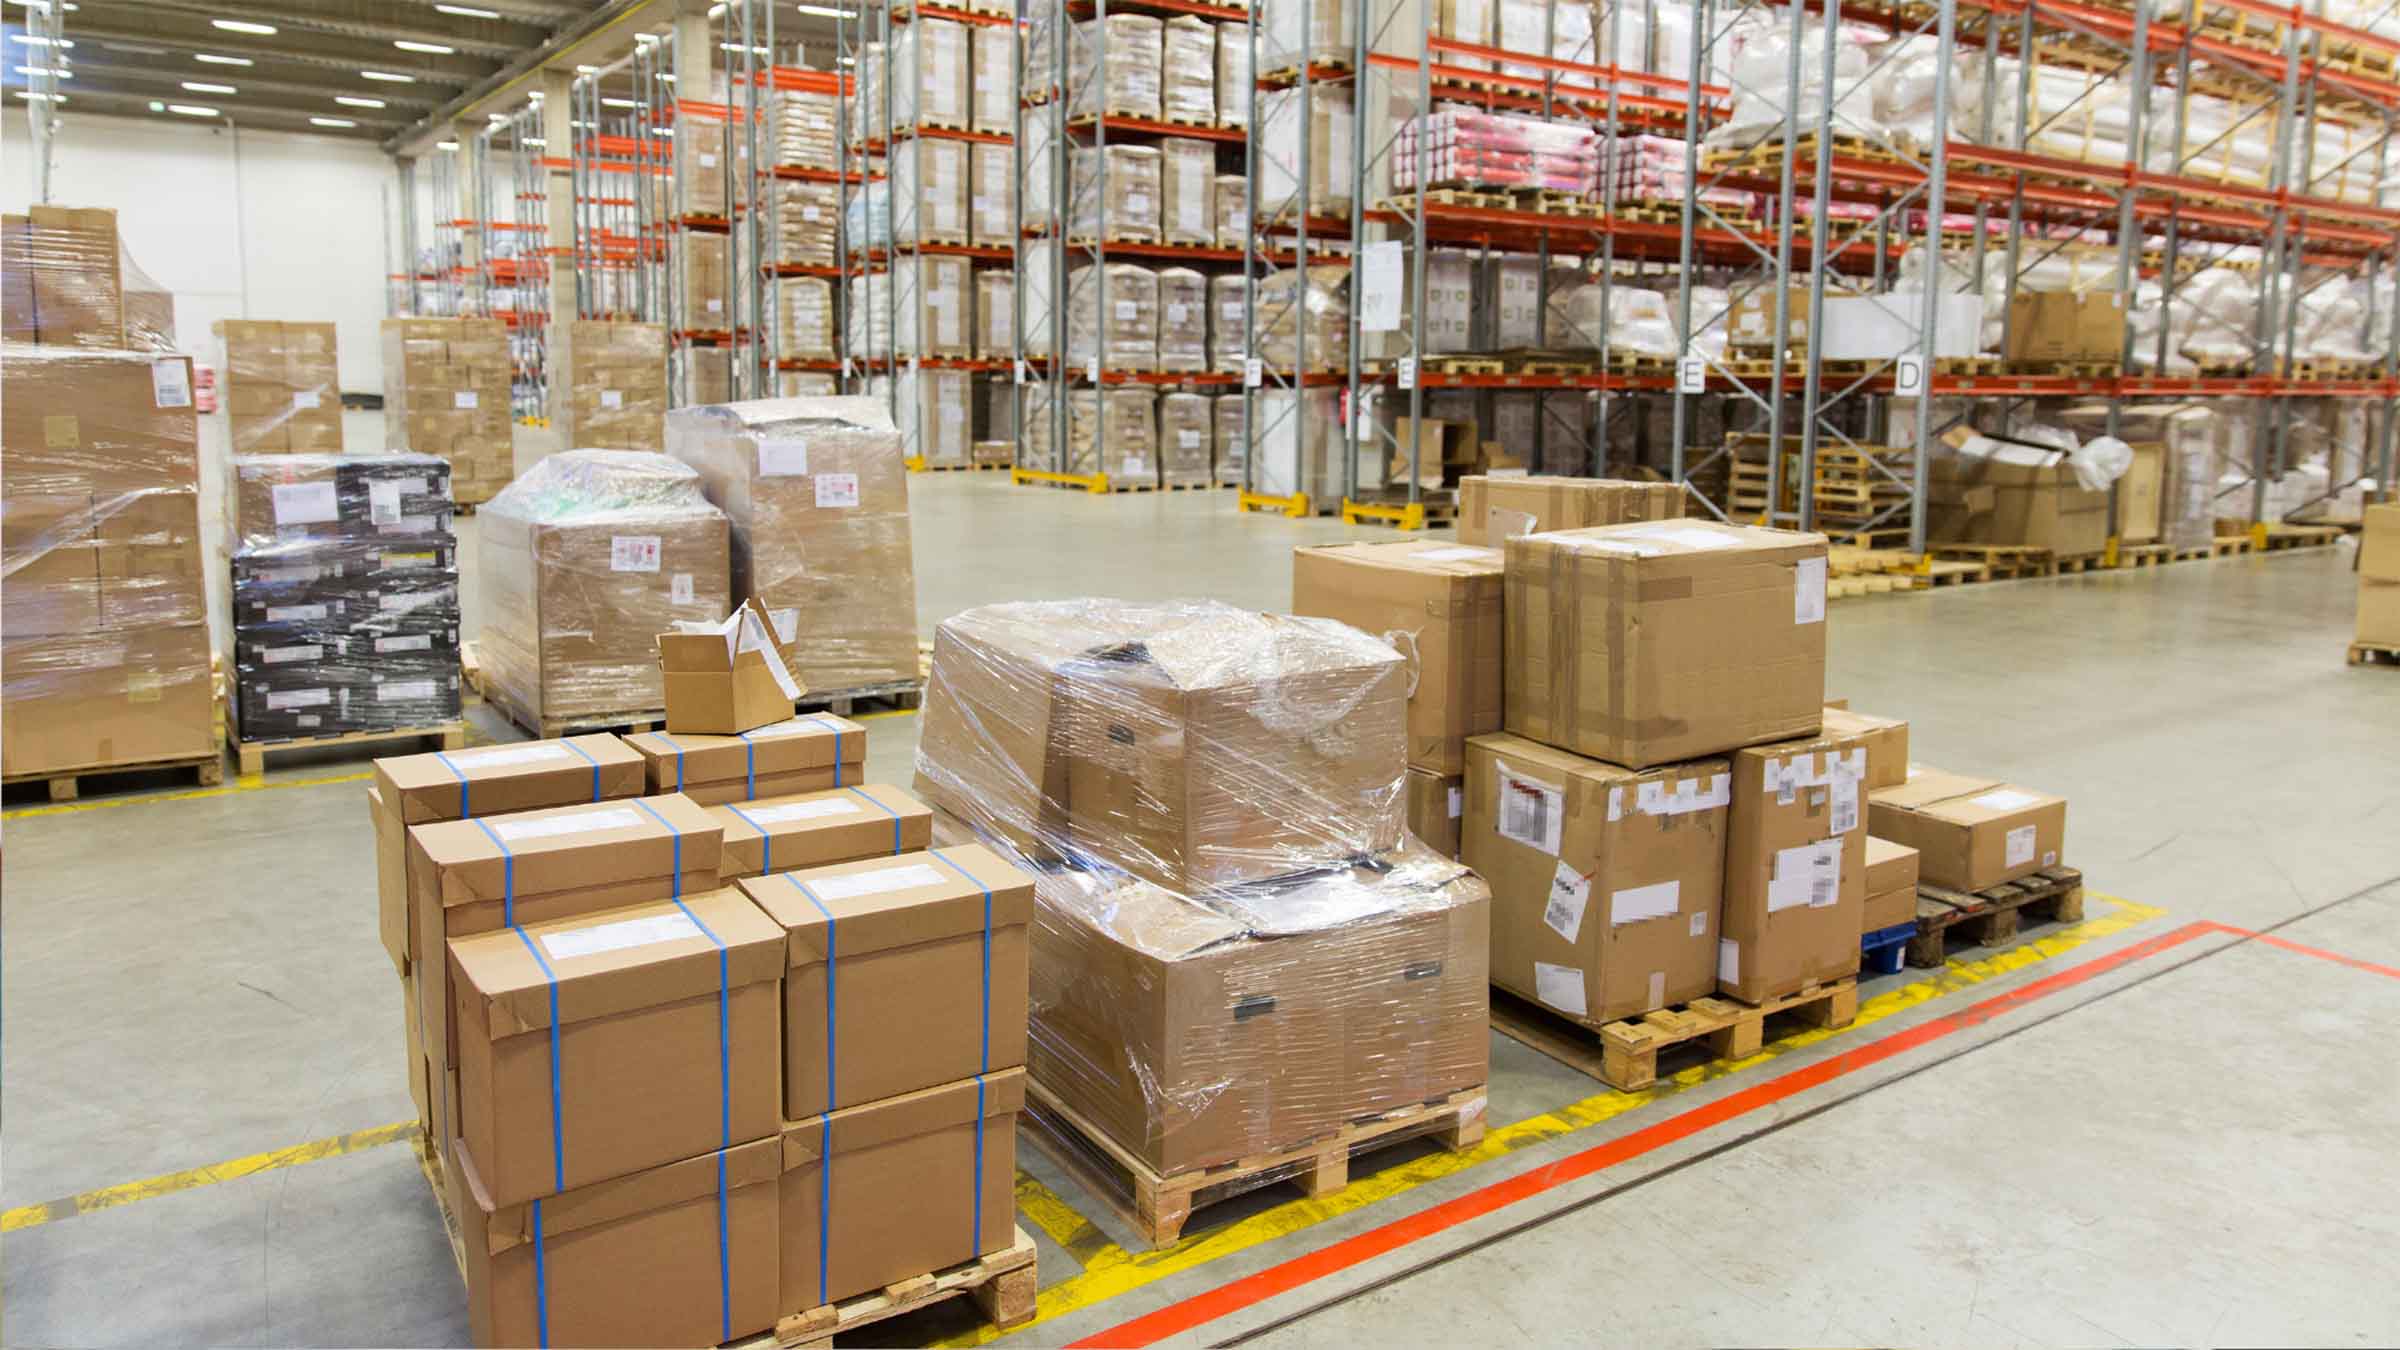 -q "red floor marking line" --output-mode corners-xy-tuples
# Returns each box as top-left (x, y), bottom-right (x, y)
(1072, 921), (2219, 1350)
(2197, 922), (2400, 981)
